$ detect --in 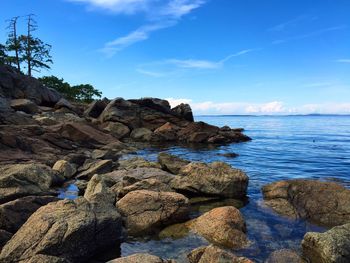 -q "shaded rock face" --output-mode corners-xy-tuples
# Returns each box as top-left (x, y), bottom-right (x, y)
(158, 152), (190, 174)
(0, 65), (61, 106)
(116, 190), (189, 236)
(302, 223), (350, 263)
(171, 103), (194, 122)
(0, 163), (57, 204)
(0, 230), (12, 251)
(107, 253), (170, 263)
(0, 198), (123, 263)
(188, 245), (253, 263)
(10, 99), (39, 114)
(84, 98), (109, 118)
(187, 206), (249, 249)
(171, 162), (248, 198)
(262, 180), (350, 227)
(265, 249), (303, 263)
(0, 195), (58, 234)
